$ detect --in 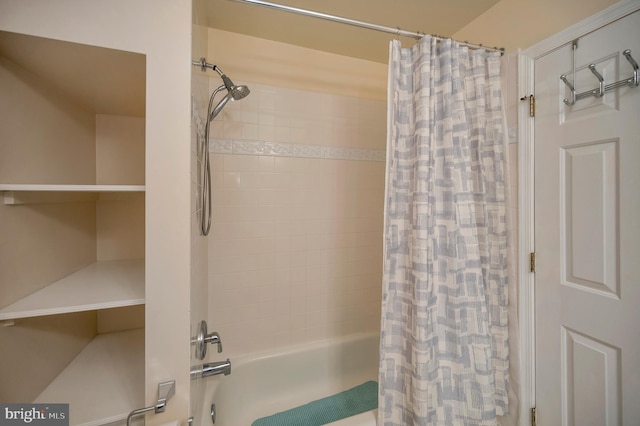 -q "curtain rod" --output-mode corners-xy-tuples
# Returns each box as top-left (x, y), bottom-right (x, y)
(225, 0), (504, 54)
